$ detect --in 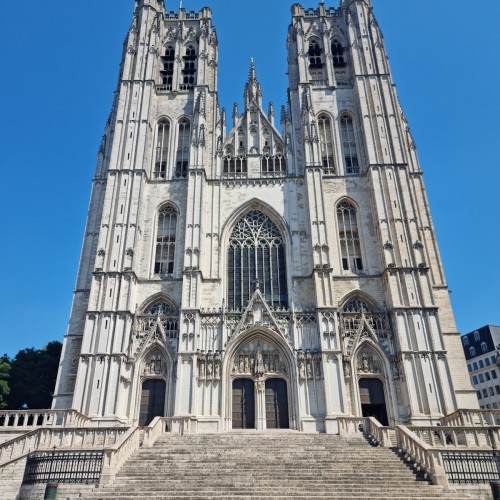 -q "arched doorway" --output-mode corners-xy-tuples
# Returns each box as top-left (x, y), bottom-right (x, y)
(359, 378), (388, 426)
(232, 379), (255, 429)
(265, 378), (289, 429)
(139, 379), (166, 426)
